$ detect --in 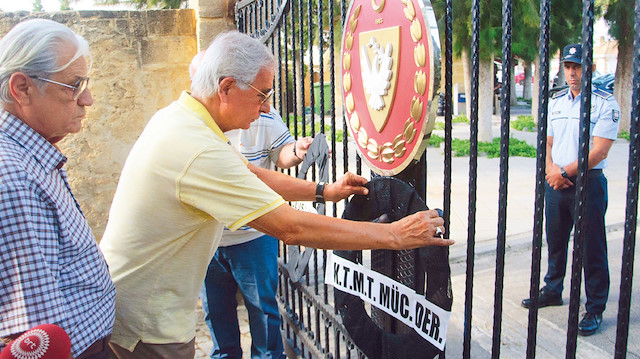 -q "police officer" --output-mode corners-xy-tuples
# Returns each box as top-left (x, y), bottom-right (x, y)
(521, 43), (620, 336)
